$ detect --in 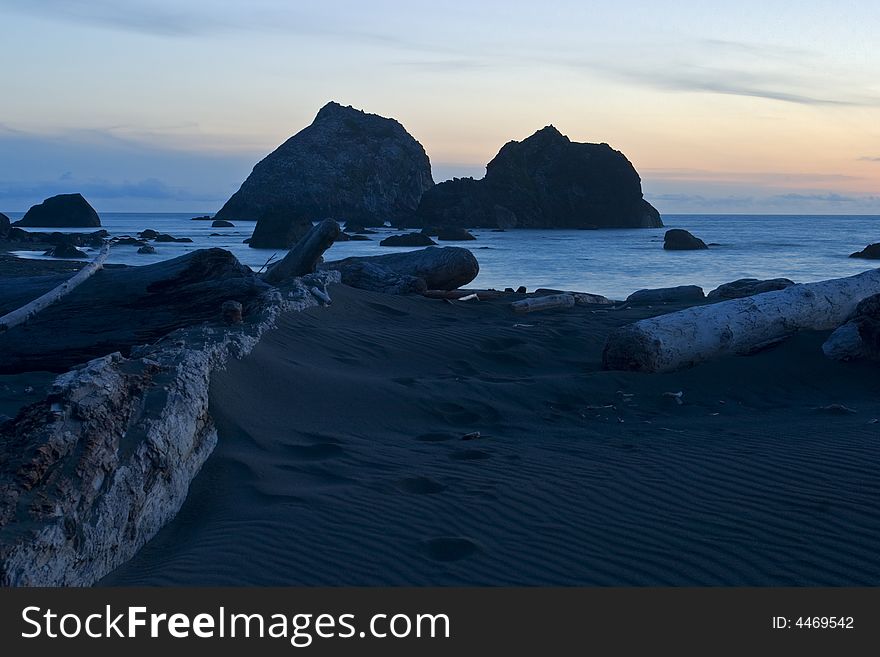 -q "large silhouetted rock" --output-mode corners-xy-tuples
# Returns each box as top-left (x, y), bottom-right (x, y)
(14, 194), (101, 228)
(413, 126), (661, 229)
(215, 102), (434, 226)
(0, 212), (10, 237)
